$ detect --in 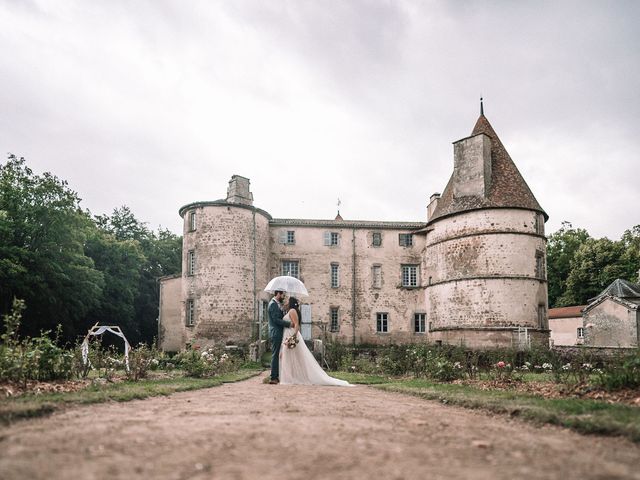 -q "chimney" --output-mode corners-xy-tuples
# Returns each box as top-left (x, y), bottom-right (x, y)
(452, 133), (492, 199)
(226, 175), (253, 206)
(427, 192), (440, 221)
